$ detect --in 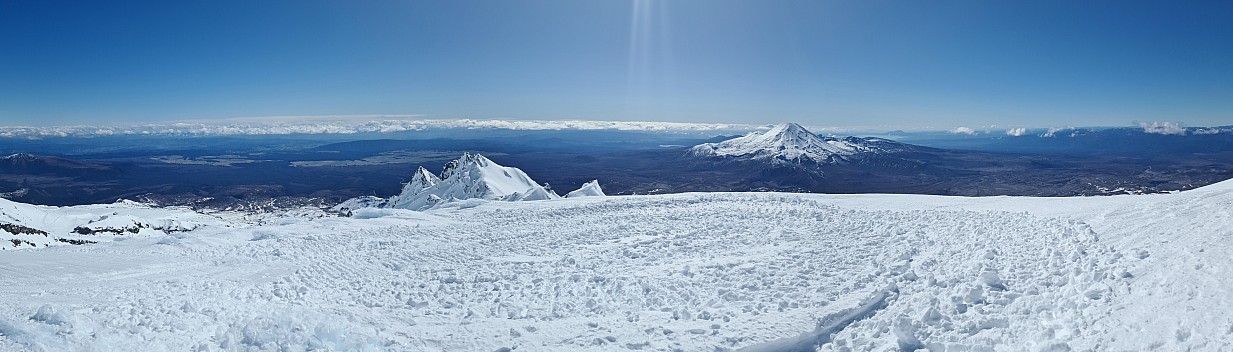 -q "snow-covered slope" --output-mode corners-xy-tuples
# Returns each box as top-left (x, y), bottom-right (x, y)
(689, 123), (909, 164)
(2, 180), (1233, 351)
(0, 198), (217, 249)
